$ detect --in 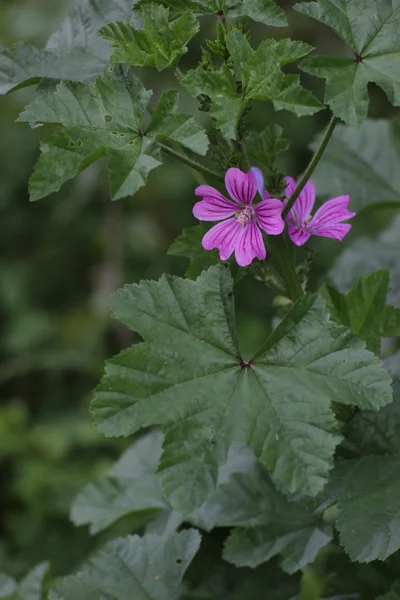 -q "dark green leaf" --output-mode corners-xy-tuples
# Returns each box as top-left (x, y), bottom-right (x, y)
(49, 530), (201, 600)
(168, 225), (220, 279)
(91, 266), (392, 514)
(245, 125), (290, 168)
(322, 271), (400, 354)
(19, 67), (208, 201)
(295, 0), (400, 126)
(311, 119), (400, 212)
(100, 4), (199, 71)
(71, 431), (167, 534)
(0, 0), (135, 95)
(329, 455), (400, 562)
